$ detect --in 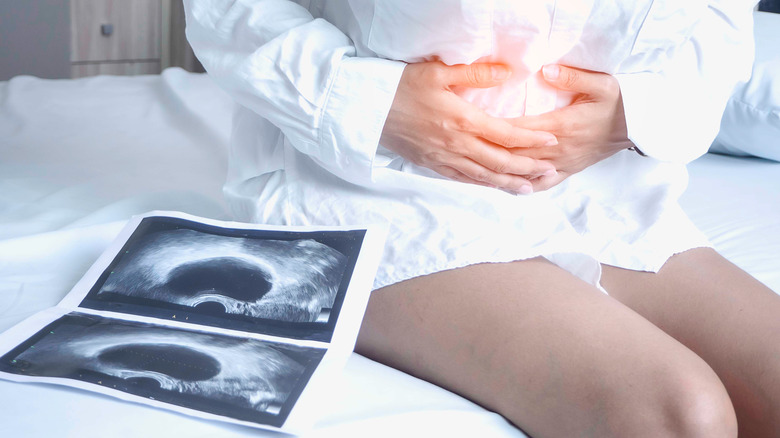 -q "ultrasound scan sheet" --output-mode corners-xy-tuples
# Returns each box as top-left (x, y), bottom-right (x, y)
(0, 211), (386, 434)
